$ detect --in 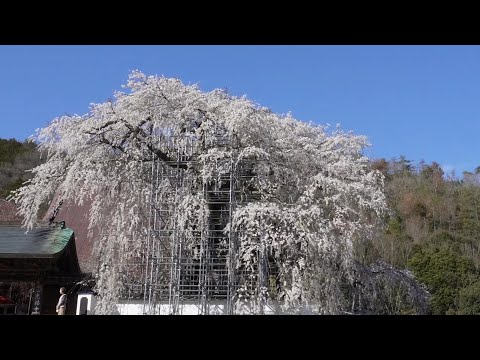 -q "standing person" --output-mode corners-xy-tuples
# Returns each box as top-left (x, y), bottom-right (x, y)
(56, 287), (67, 315)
